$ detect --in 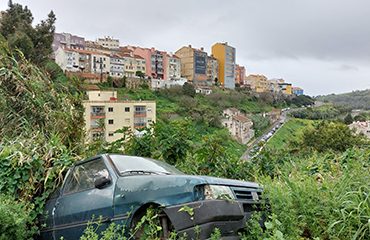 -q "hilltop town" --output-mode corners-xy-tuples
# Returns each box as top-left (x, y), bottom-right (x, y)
(52, 33), (303, 95)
